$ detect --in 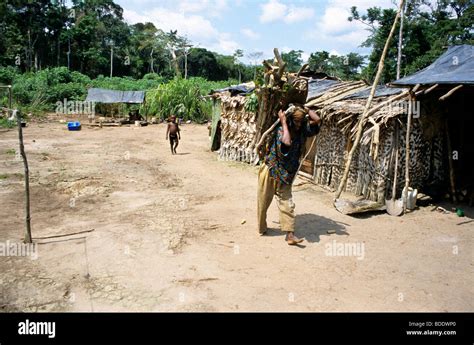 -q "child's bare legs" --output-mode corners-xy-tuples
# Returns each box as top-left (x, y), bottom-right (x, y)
(169, 138), (175, 154)
(173, 138), (179, 154)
